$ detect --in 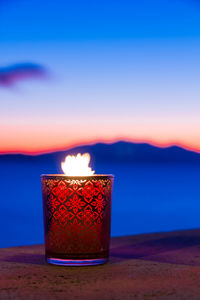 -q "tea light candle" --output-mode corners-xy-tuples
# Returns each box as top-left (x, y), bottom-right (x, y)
(41, 153), (113, 266)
